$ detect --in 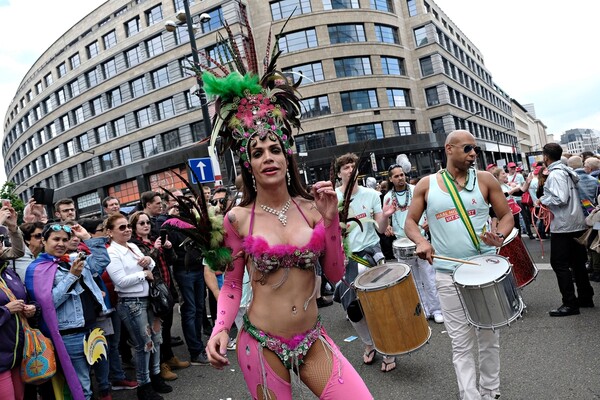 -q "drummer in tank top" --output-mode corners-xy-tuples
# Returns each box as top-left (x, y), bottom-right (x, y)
(405, 130), (514, 400)
(383, 163), (444, 324)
